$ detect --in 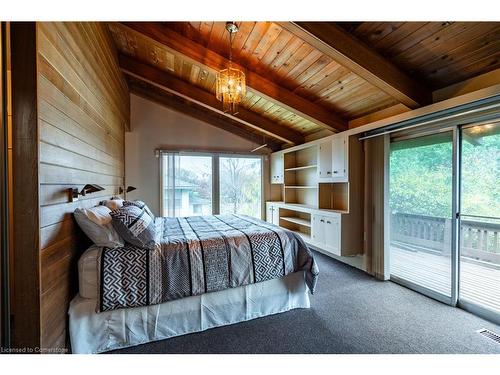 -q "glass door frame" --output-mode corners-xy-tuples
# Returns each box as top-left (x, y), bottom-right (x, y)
(388, 120), (500, 325)
(388, 125), (458, 306)
(456, 121), (500, 325)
